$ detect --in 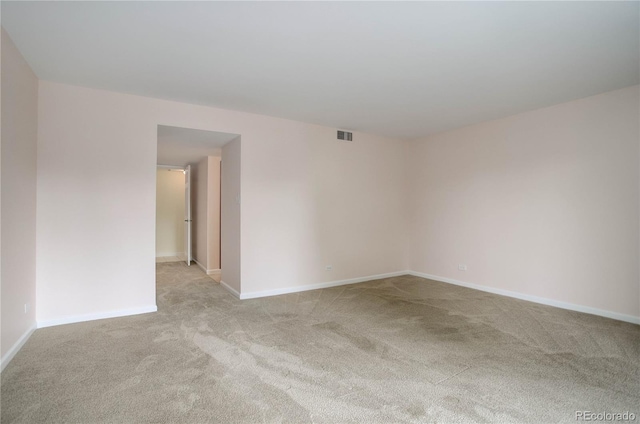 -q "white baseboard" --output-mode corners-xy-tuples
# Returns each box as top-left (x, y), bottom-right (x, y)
(37, 305), (158, 328)
(194, 259), (221, 275)
(156, 253), (183, 258)
(1, 322), (37, 372)
(239, 271), (408, 300)
(220, 280), (241, 298)
(408, 271), (640, 325)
